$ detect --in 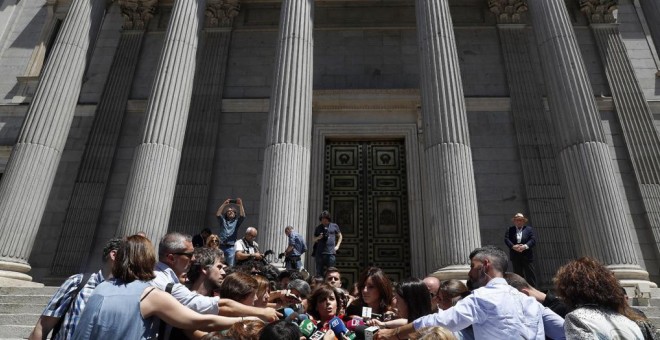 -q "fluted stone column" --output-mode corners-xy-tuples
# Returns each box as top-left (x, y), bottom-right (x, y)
(116, 0), (205, 242)
(639, 0), (660, 62)
(258, 0), (314, 262)
(488, 0), (575, 286)
(49, 0), (156, 278)
(416, 0), (481, 278)
(169, 0), (239, 234)
(528, 0), (650, 283)
(581, 0), (660, 278)
(0, 0), (106, 284)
